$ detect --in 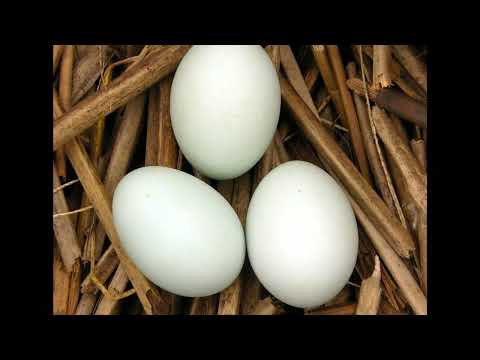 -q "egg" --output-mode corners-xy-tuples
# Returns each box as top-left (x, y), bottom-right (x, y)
(112, 166), (245, 297)
(246, 161), (359, 309)
(170, 45), (281, 180)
